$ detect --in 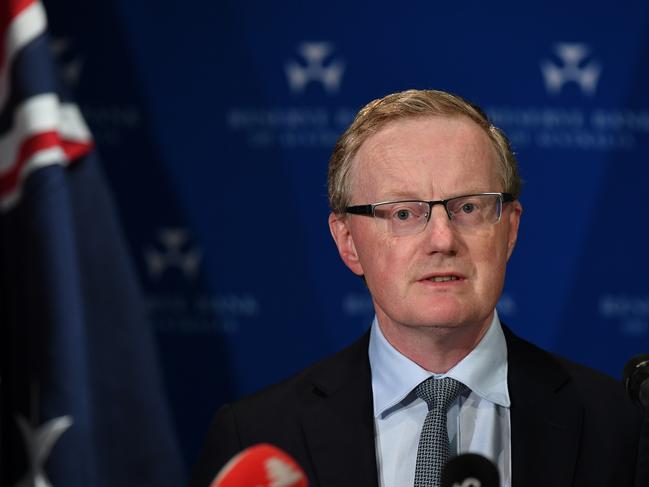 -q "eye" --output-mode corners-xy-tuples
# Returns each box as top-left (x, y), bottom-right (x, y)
(460, 203), (477, 214)
(395, 208), (412, 221)
(376, 202), (426, 223)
